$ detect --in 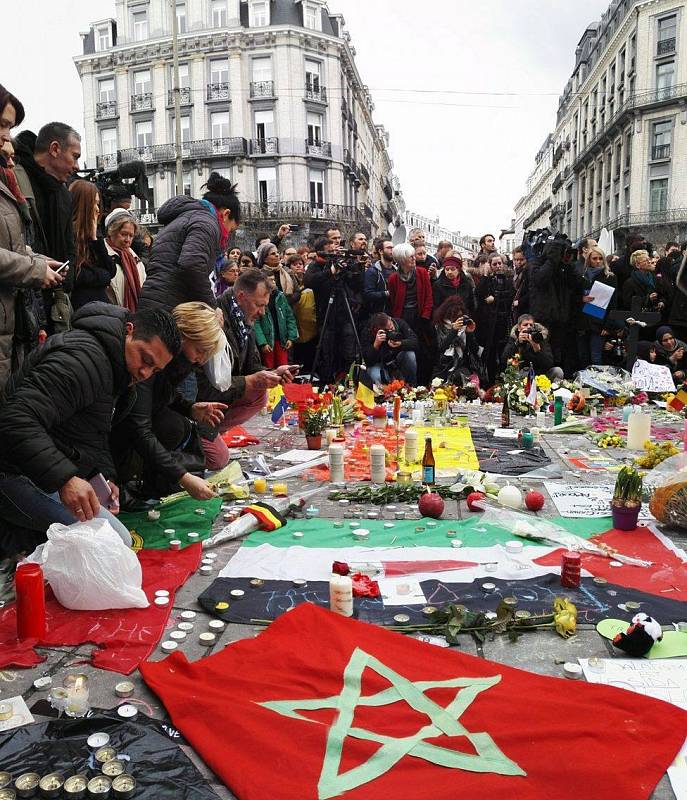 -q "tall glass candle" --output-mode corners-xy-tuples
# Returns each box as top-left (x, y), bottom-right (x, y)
(15, 563), (46, 640)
